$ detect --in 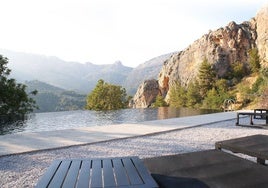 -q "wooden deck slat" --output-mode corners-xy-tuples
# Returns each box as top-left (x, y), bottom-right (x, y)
(102, 159), (116, 187)
(76, 160), (91, 188)
(131, 157), (158, 187)
(122, 158), (143, 185)
(48, 160), (71, 188)
(90, 159), (102, 187)
(112, 159), (130, 186)
(35, 160), (62, 188)
(62, 160), (81, 188)
(36, 157), (158, 188)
